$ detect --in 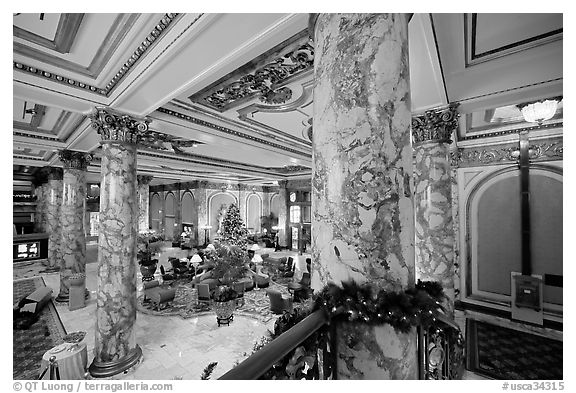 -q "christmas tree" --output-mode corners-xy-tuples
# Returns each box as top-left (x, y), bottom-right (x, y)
(219, 203), (248, 249)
